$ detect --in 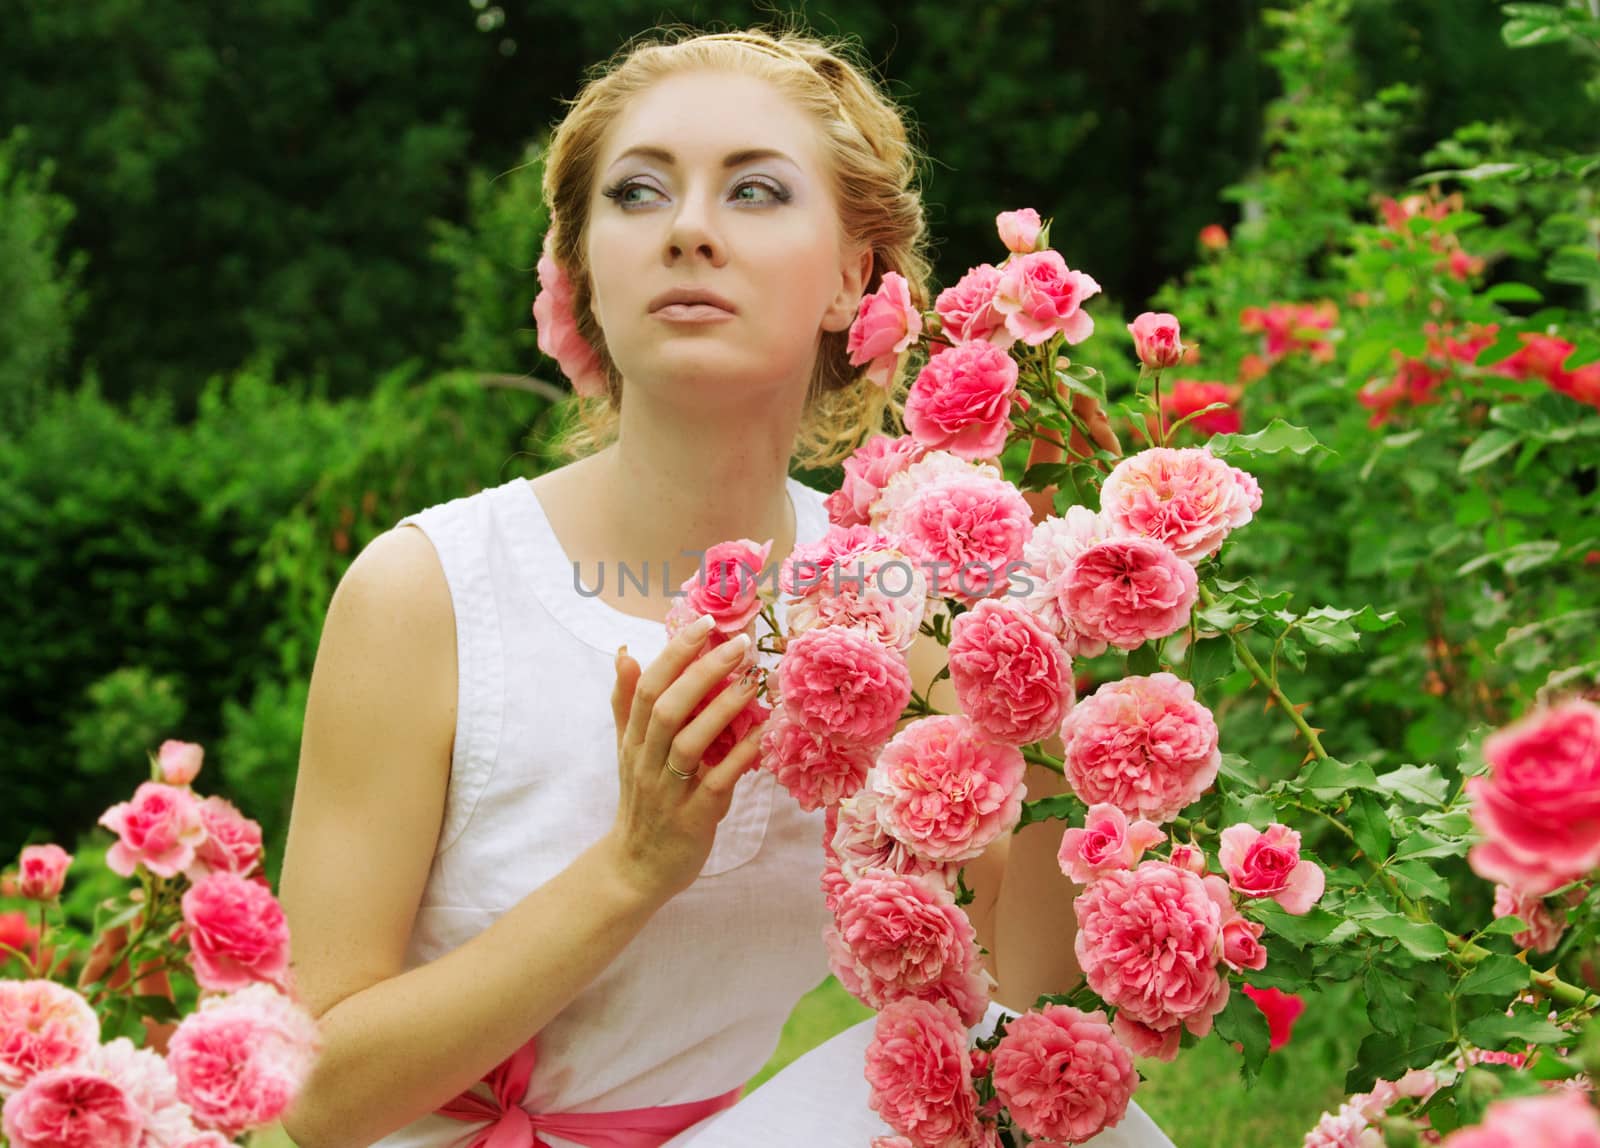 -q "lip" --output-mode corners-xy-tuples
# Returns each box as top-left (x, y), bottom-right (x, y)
(652, 302), (738, 323)
(648, 287), (738, 315)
